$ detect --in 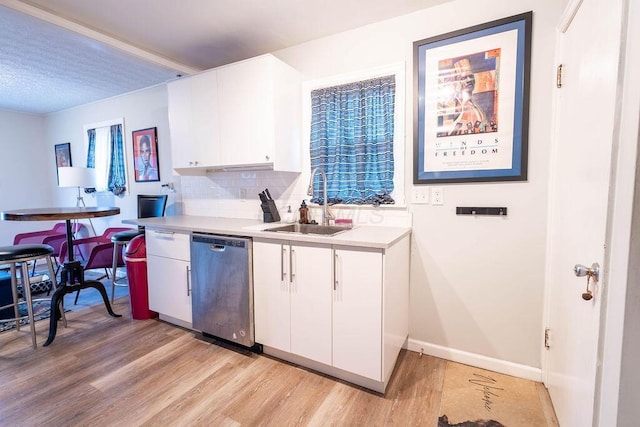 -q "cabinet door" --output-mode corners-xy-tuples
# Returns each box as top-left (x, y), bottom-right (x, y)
(147, 255), (192, 325)
(333, 248), (383, 380)
(190, 71), (219, 166)
(167, 71), (219, 169)
(290, 243), (332, 365)
(216, 55), (274, 166)
(167, 78), (196, 169)
(253, 240), (290, 352)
